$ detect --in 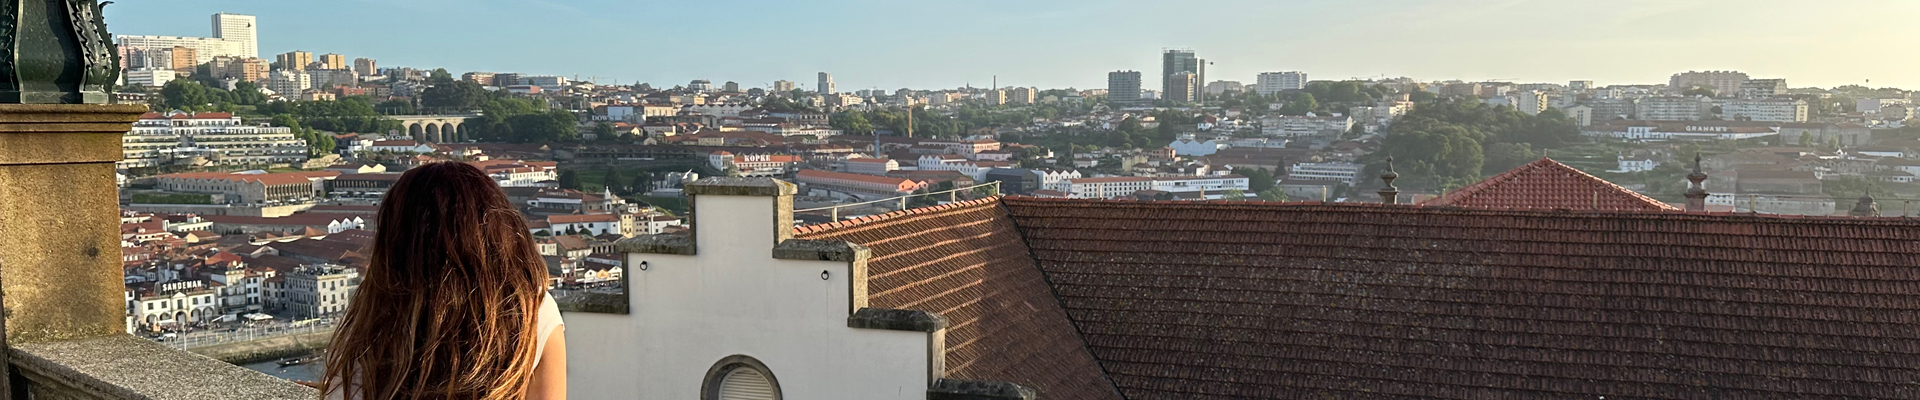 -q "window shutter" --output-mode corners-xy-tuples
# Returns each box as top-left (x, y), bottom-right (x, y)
(716, 368), (776, 400)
